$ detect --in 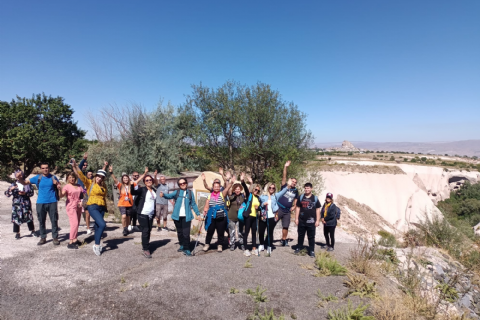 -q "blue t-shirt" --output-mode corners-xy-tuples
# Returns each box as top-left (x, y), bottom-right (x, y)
(30, 174), (59, 204)
(277, 184), (299, 211)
